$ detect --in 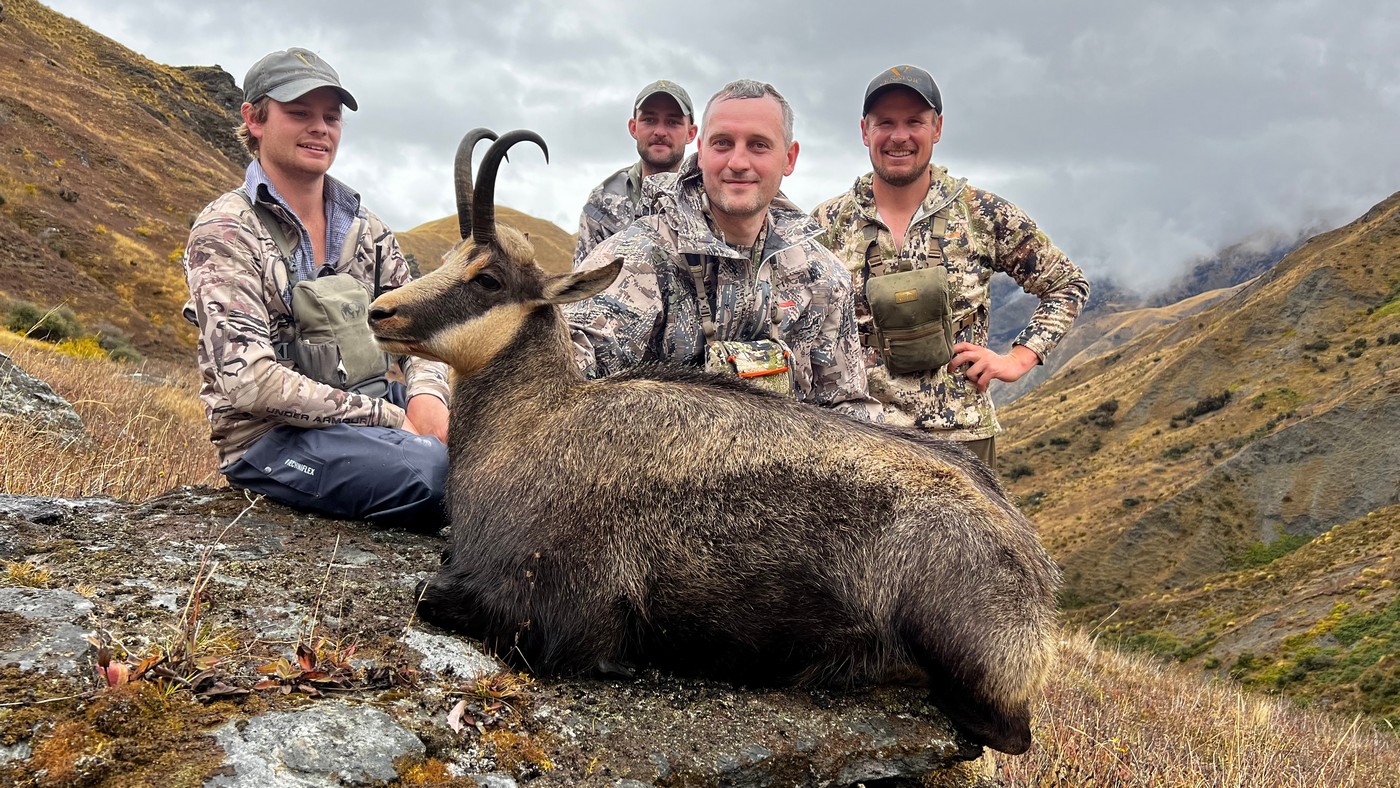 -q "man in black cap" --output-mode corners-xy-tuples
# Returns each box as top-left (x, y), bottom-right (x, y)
(572, 79), (698, 267)
(180, 48), (452, 527)
(812, 65), (1090, 468)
